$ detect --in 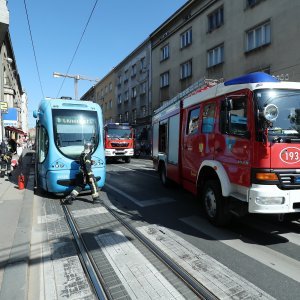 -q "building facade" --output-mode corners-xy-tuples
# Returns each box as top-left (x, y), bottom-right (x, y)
(150, 0), (300, 110)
